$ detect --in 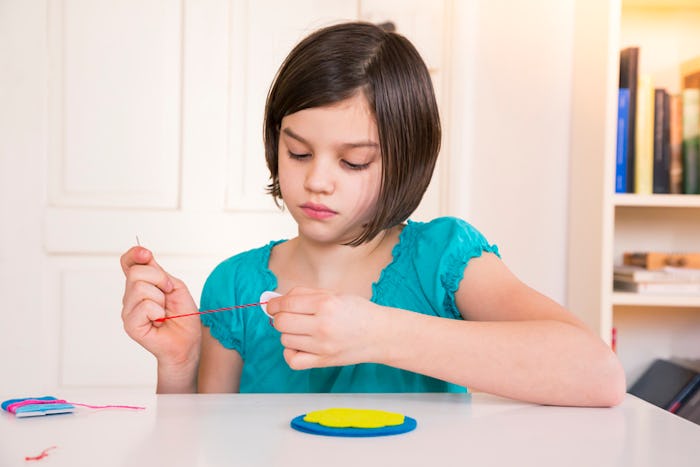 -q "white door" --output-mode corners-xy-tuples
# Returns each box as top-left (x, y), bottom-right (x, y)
(0, 0), (447, 392)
